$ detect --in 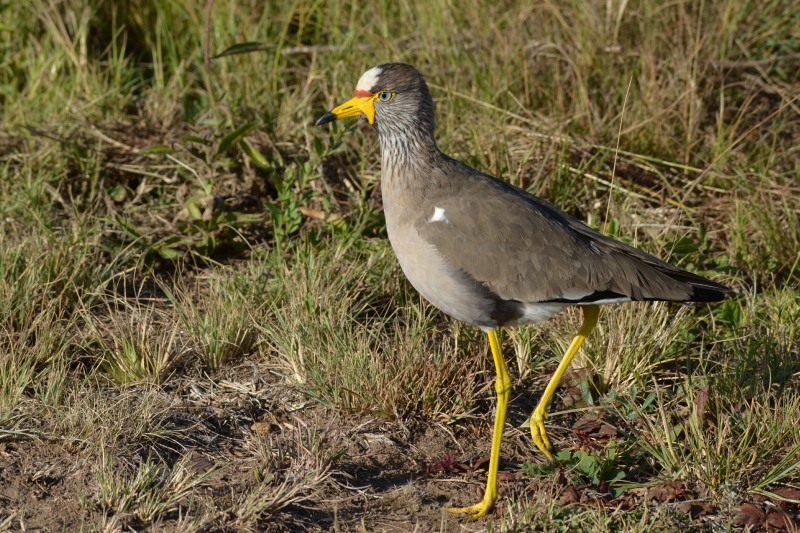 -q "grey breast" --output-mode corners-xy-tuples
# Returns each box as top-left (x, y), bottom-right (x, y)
(380, 156), (534, 328)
